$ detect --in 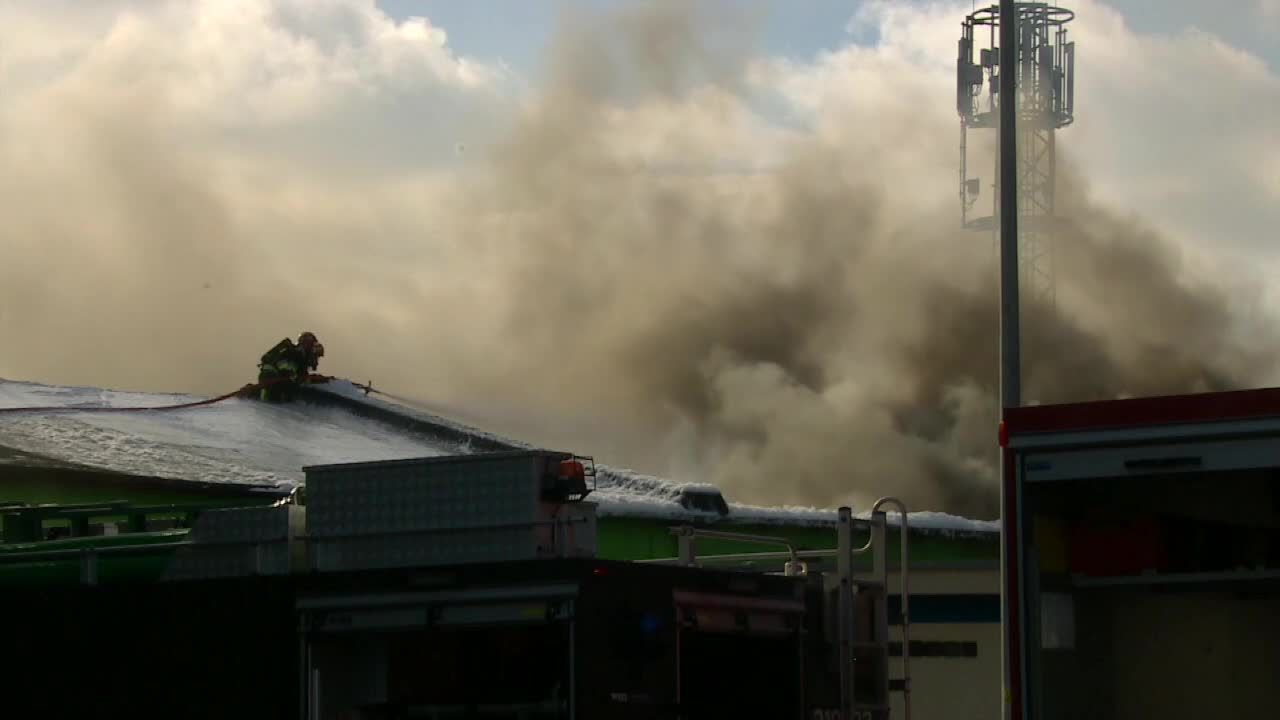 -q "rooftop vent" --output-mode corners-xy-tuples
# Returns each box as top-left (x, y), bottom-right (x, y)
(678, 486), (730, 516)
